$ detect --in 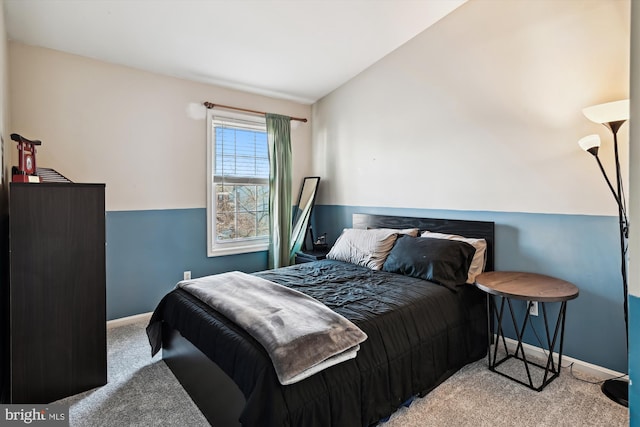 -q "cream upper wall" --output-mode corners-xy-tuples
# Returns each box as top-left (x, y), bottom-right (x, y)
(312, 0), (630, 216)
(0, 0), (8, 185)
(8, 42), (312, 211)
